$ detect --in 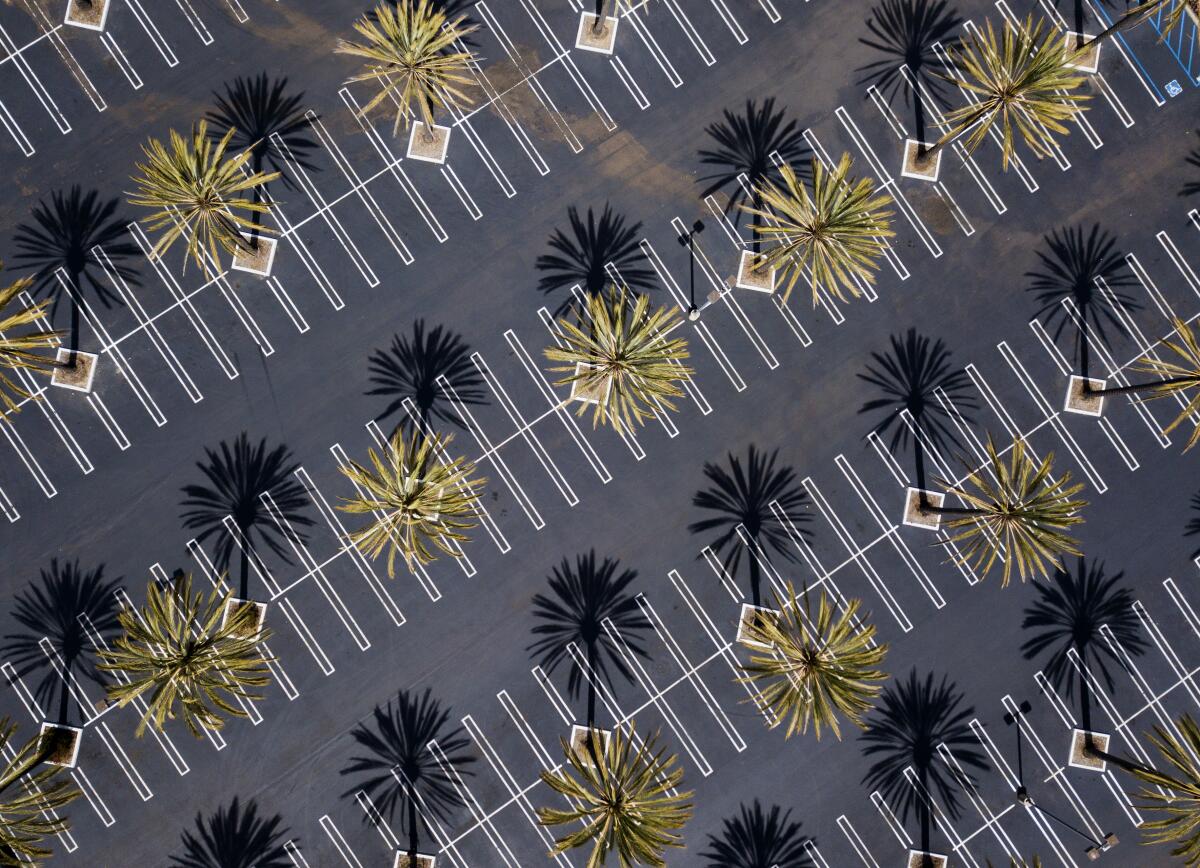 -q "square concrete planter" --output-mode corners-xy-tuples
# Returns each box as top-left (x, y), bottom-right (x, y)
(902, 488), (944, 530)
(50, 348), (98, 393)
(576, 12), (619, 54)
(736, 603), (780, 649)
(735, 249), (776, 293)
(901, 139), (942, 182)
(569, 361), (612, 406)
(906, 852), (948, 868)
(407, 122), (451, 164)
(1063, 32), (1100, 73)
(569, 724), (611, 767)
(65, 0), (110, 31)
(393, 854), (436, 868)
(1068, 728), (1110, 771)
(231, 234), (277, 277)
(38, 722), (82, 769)
(221, 598), (267, 638)
(1063, 375), (1106, 417)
